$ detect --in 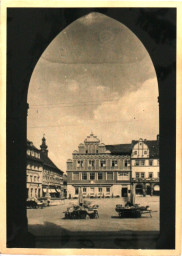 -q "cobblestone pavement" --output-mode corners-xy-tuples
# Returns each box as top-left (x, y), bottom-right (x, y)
(27, 196), (159, 236)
